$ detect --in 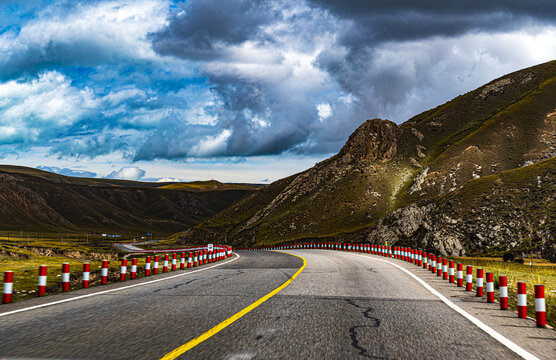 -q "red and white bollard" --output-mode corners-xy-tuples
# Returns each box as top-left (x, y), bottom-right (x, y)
(534, 285), (546, 327)
(153, 255), (159, 274)
(145, 256), (151, 276)
(442, 258), (448, 280)
(101, 260), (108, 285)
(187, 252), (193, 268)
(171, 253), (177, 271)
(436, 256), (442, 276)
(456, 263), (463, 287)
(499, 275), (508, 310)
(3, 271), (13, 304)
(486, 272), (494, 303)
(61, 263), (70, 292)
(82, 263), (90, 288)
(208, 251), (213, 264)
(163, 254), (169, 273)
(476, 268), (484, 297)
(423, 252), (428, 269)
(180, 252), (186, 269)
(448, 260), (455, 283)
(517, 281), (527, 319)
(131, 258), (137, 279)
(466, 265), (473, 291)
(430, 255), (436, 272)
(193, 252), (198, 267)
(120, 259), (127, 281)
(38, 265), (47, 296)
